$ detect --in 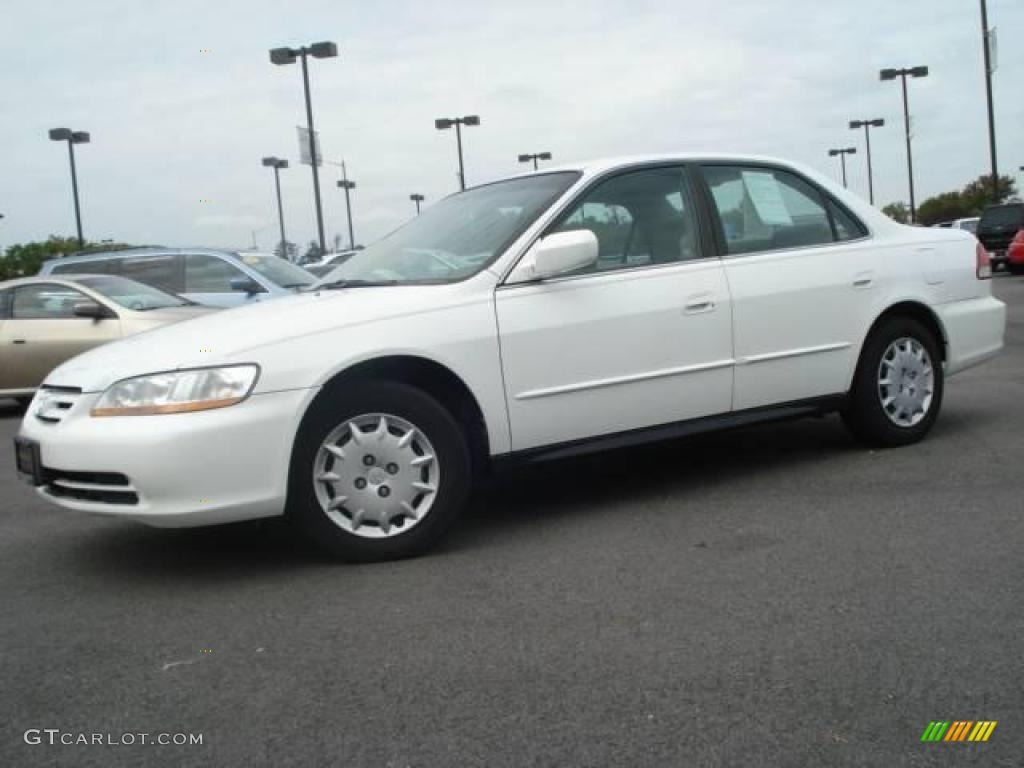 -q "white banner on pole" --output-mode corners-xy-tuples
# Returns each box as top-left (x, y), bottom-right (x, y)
(297, 126), (322, 166)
